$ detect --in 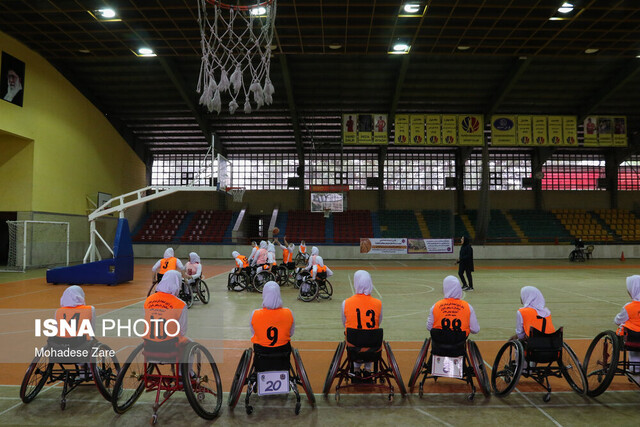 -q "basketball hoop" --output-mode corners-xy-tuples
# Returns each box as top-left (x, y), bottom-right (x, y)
(228, 187), (246, 202)
(323, 208), (332, 219)
(197, 0), (277, 115)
